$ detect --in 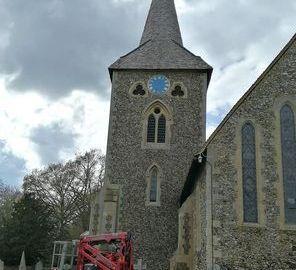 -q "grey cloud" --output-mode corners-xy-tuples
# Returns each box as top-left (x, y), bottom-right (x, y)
(0, 0), (295, 186)
(1, 0), (294, 101)
(178, 0), (296, 120)
(30, 122), (78, 164)
(0, 0), (149, 99)
(181, 0), (296, 65)
(0, 141), (26, 186)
